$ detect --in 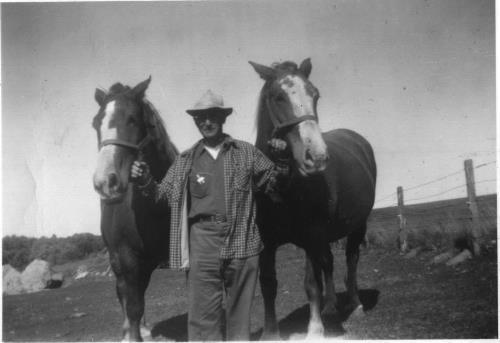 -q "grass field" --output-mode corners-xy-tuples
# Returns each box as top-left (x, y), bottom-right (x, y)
(3, 233), (497, 341)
